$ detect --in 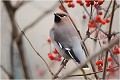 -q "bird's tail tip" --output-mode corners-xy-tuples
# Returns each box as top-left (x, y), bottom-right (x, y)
(82, 67), (90, 70)
(82, 64), (90, 70)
